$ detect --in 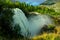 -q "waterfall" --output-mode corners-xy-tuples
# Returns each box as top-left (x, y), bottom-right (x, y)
(12, 8), (30, 37)
(12, 8), (53, 37)
(28, 14), (53, 37)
